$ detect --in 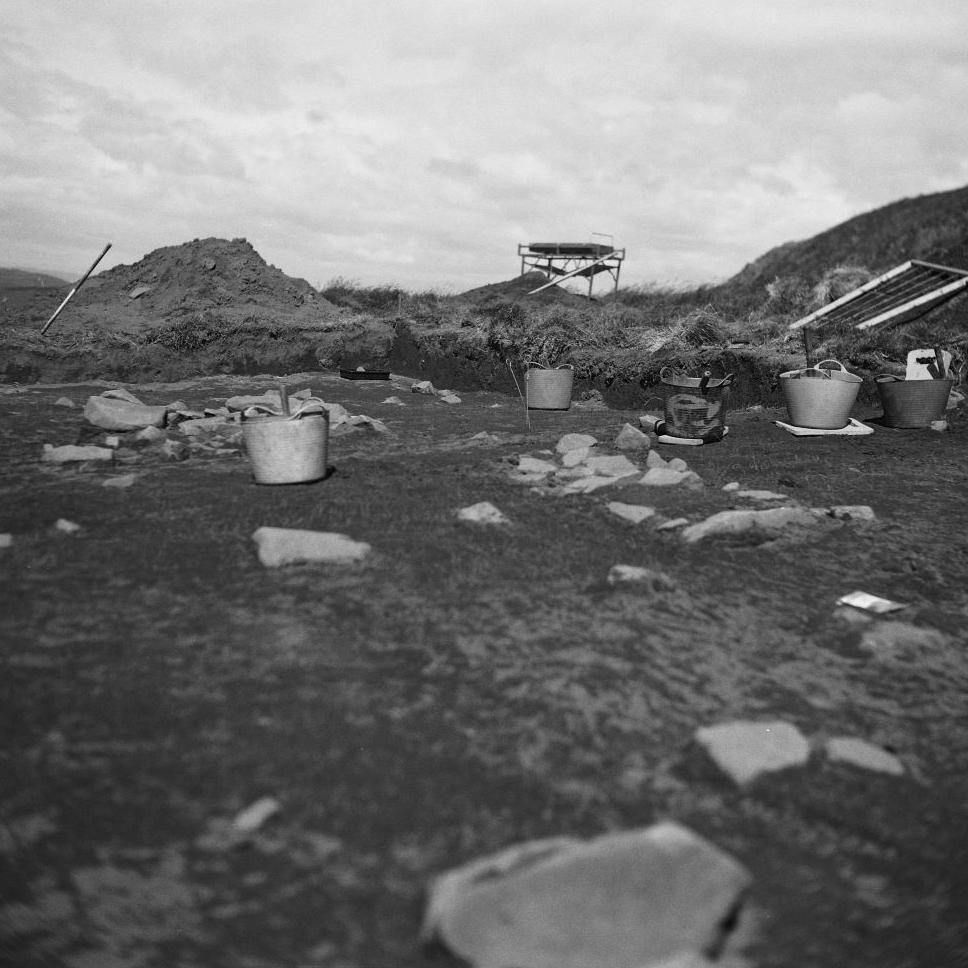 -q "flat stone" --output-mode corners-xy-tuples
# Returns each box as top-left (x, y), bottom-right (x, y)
(101, 388), (142, 404)
(439, 392), (462, 404)
(641, 467), (697, 487)
(422, 822), (751, 968)
(103, 475), (137, 489)
(84, 396), (168, 431)
(736, 490), (788, 501)
(607, 502), (657, 524)
(826, 737), (904, 775)
(681, 506), (817, 543)
(178, 417), (233, 436)
(695, 720), (811, 785)
(518, 456), (559, 475)
(614, 423), (651, 451)
(457, 502), (509, 525)
(55, 518), (81, 534)
(411, 380), (437, 395)
(134, 426), (166, 442)
(556, 433), (598, 454)
(607, 565), (677, 590)
(645, 450), (669, 468)
(42, 444), (114, 463)
(252, 527), (371, 567)
(667, 457), (689, 472)
(382, 396), (405, 405)
(54, 397), (75, 408)
(722, 481), (741, 492)
(656, 517), (690, 531)
(561, 446), (595, 467)
(823, 505), (876, 521)
(561, 475), (632, 495)
(583, 455), (640, 479)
